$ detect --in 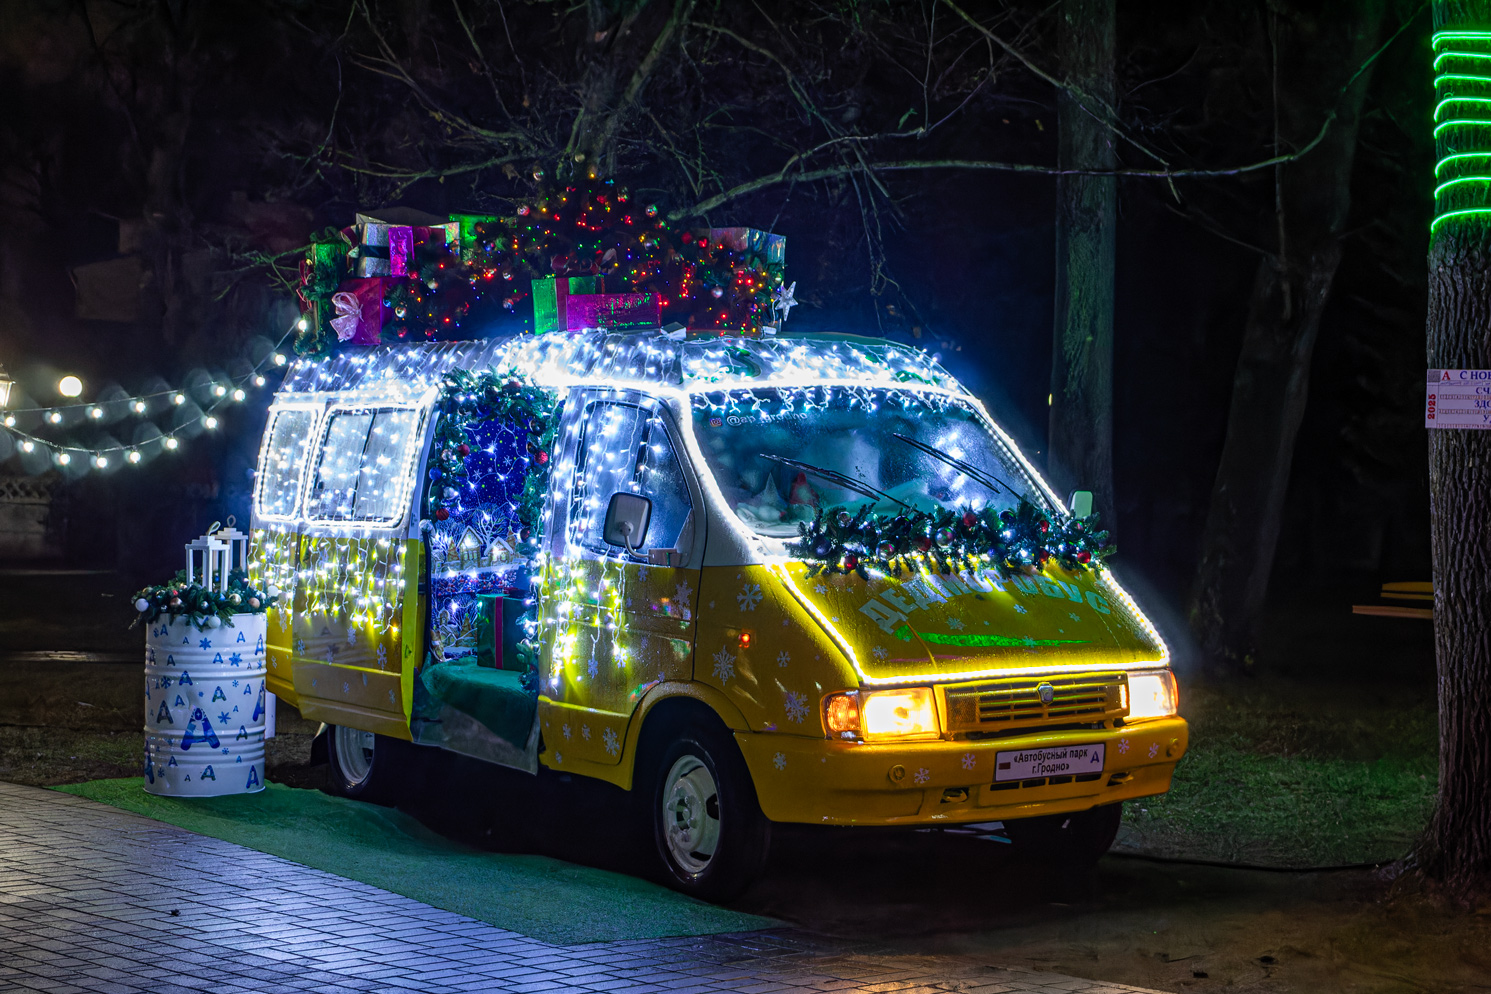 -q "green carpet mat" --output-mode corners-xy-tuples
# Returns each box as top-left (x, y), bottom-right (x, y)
(55, 779), (776, 944)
